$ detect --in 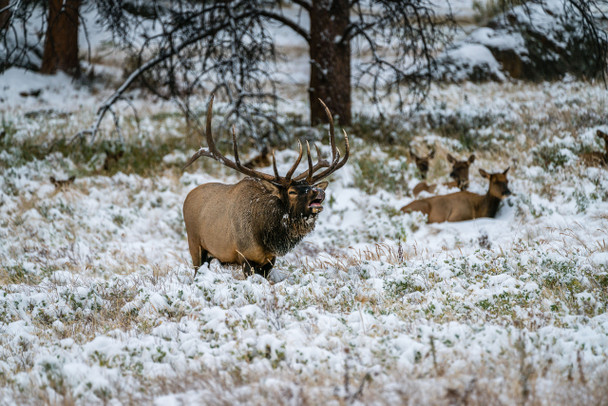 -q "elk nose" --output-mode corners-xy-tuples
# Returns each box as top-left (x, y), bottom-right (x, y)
(313, 188), (325, 202)
(504, 188), (512, 197)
